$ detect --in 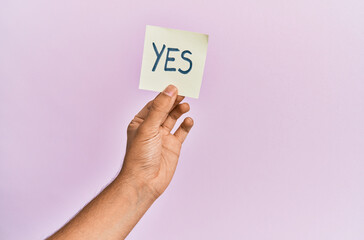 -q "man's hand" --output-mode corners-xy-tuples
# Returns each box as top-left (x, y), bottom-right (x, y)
(120, 84), (193, 199)
(48, 85), (193, 240)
